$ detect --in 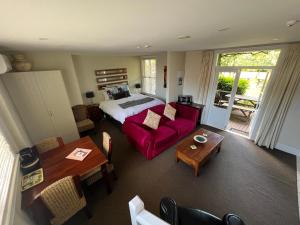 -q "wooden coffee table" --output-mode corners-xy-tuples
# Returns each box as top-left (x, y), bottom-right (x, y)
(176, 128), (224, 176)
